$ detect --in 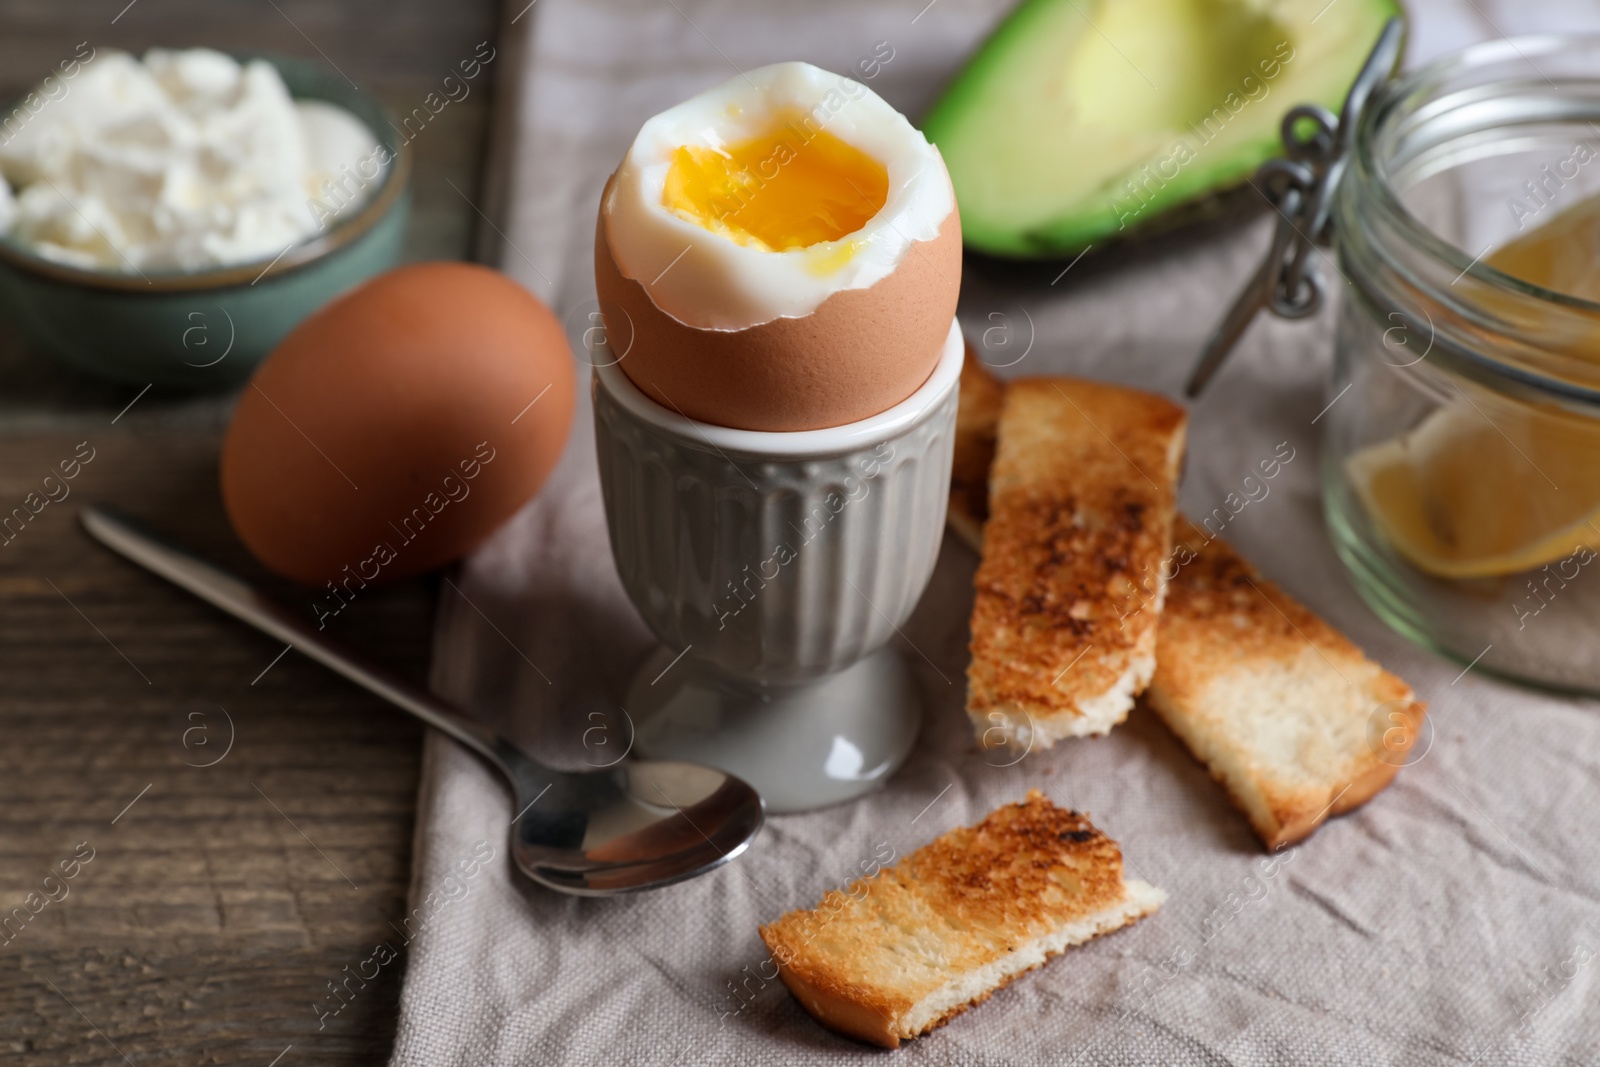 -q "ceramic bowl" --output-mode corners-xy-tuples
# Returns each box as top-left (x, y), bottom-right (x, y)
(0, 53), (411, 390)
